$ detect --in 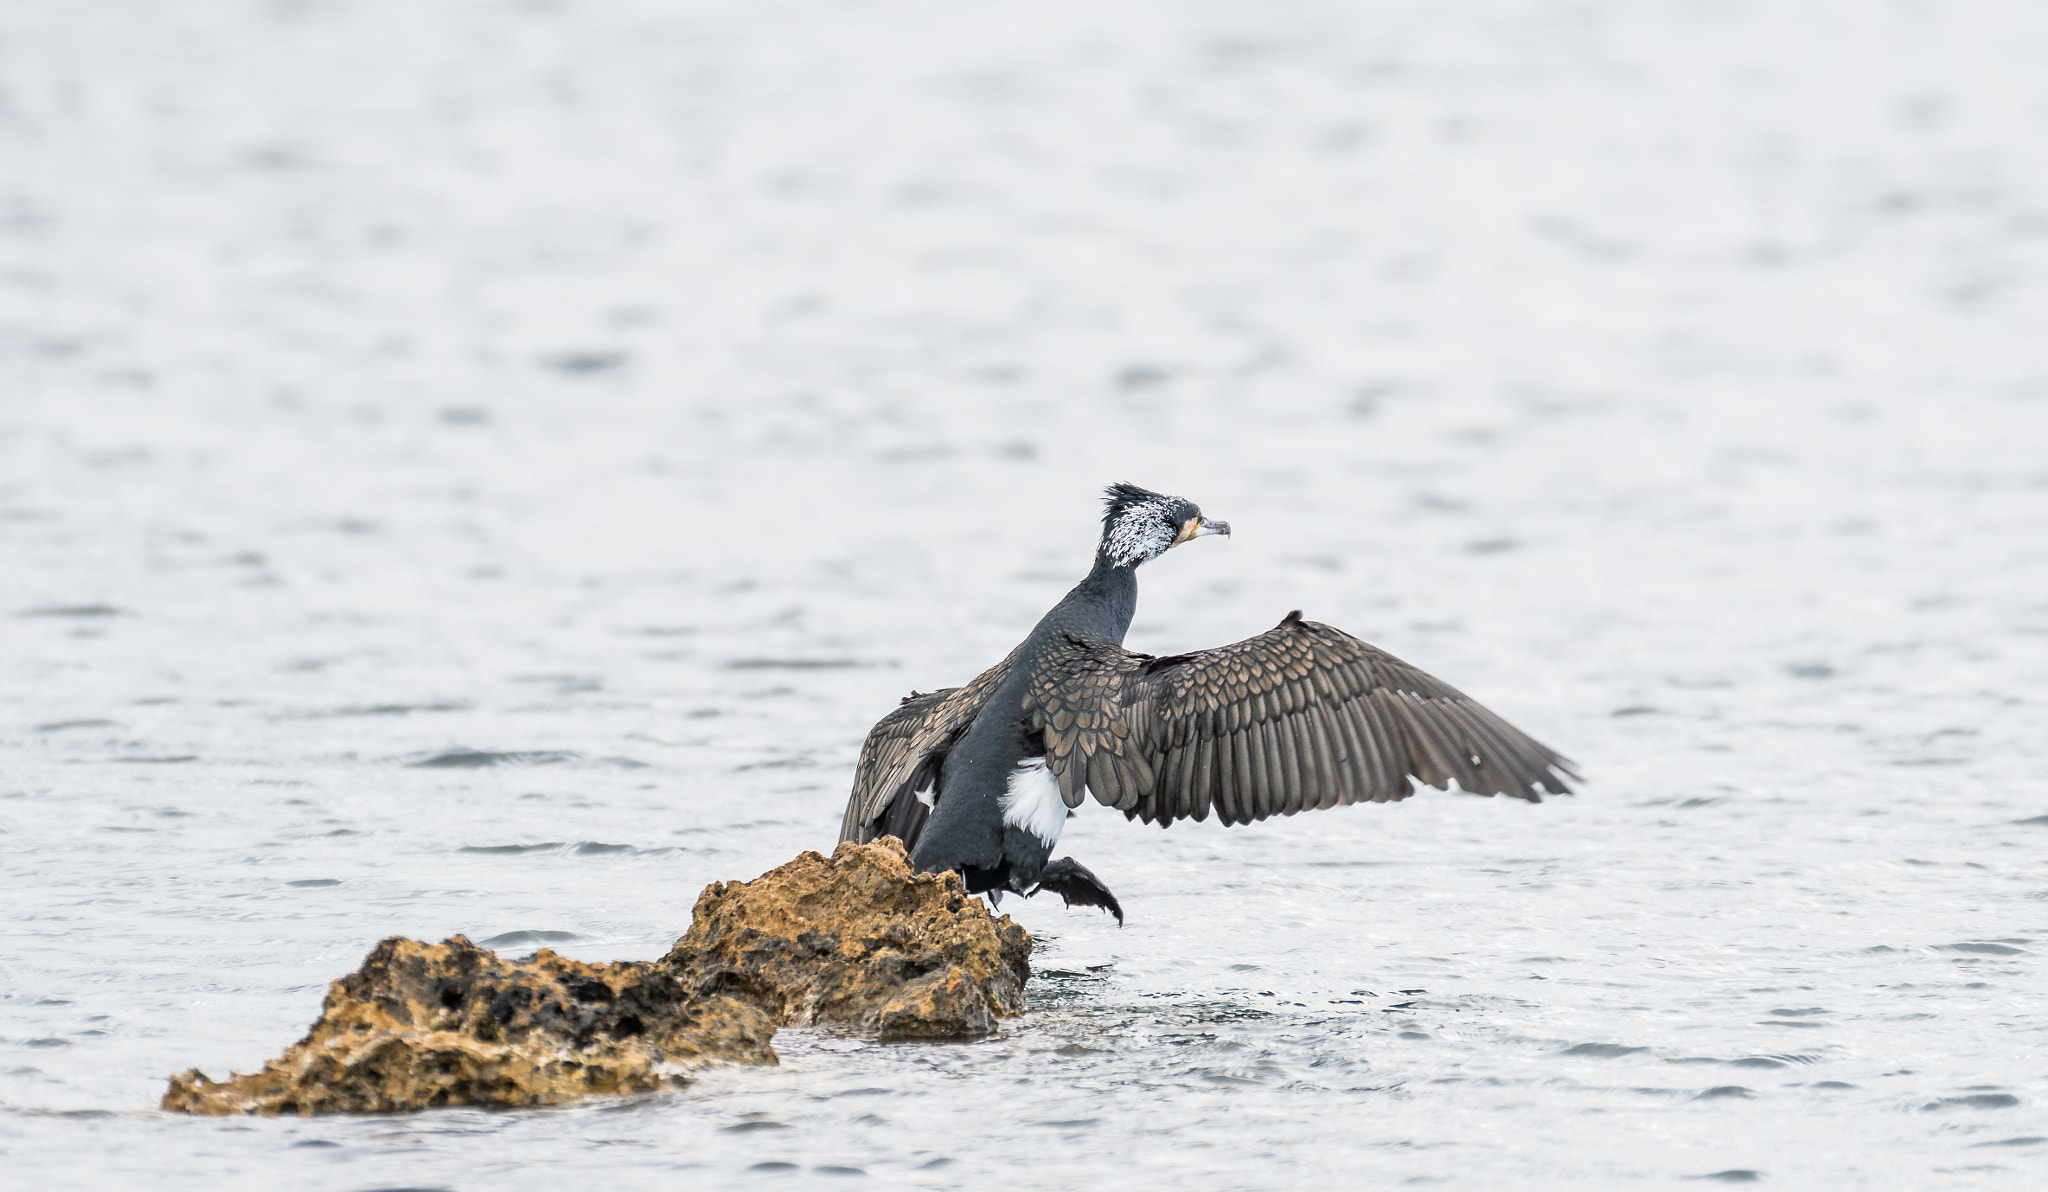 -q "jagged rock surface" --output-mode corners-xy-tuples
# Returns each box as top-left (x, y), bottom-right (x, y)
(663, 836), (1033, 1035)
(164, 838), (1032, 1116)
(162, 938), (776, 1115)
